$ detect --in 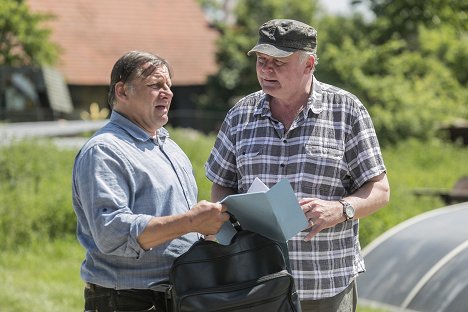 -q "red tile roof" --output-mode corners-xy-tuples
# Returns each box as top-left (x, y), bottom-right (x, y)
(27, 0), (219, 86)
